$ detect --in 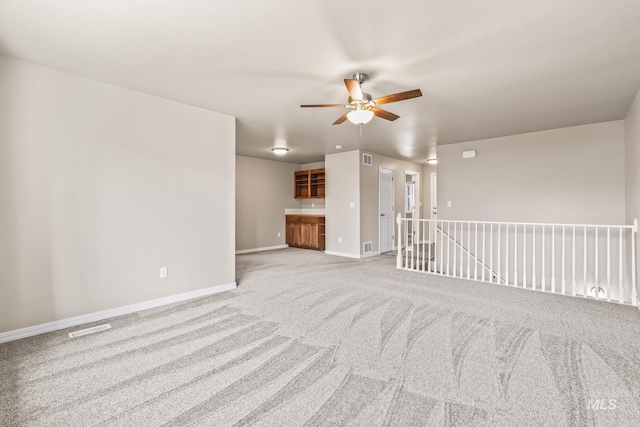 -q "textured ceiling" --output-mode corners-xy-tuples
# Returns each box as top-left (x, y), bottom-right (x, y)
(1, 0), (639, 164)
